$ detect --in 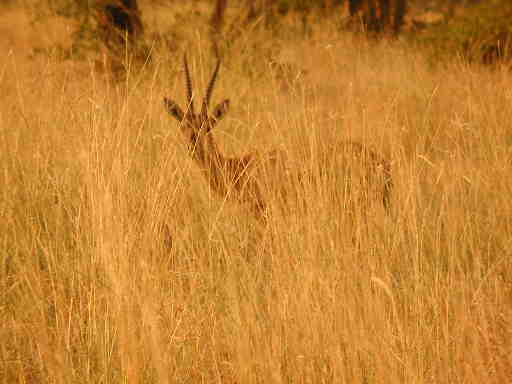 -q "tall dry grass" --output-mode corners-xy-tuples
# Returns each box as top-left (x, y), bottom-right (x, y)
(1, 3), (511, 383)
